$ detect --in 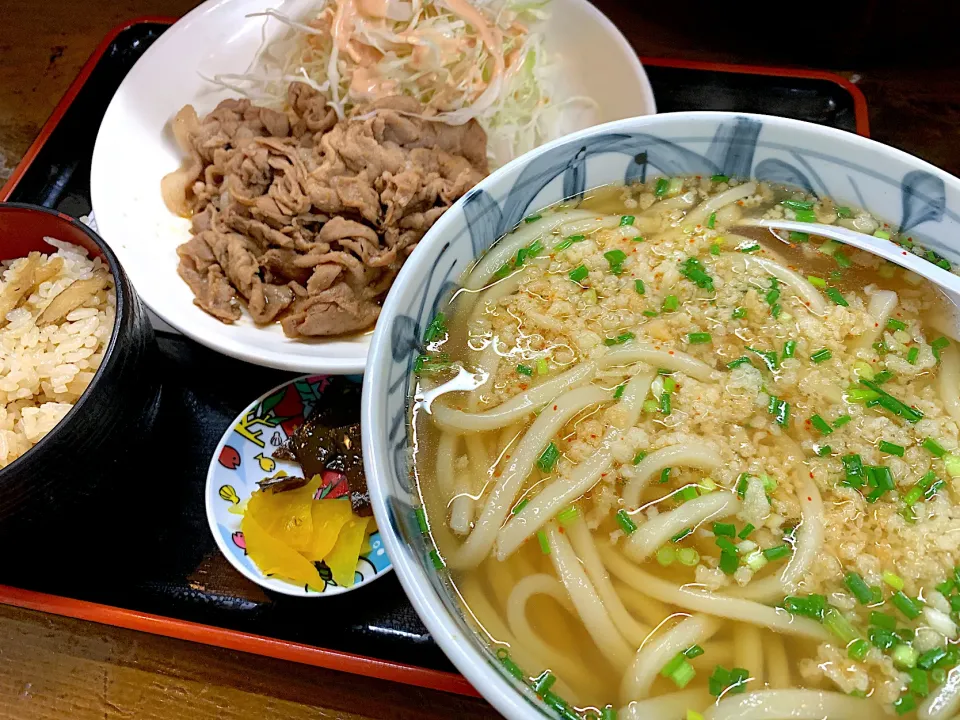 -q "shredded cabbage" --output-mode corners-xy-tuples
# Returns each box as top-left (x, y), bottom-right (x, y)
(205, 0), (598, 168)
